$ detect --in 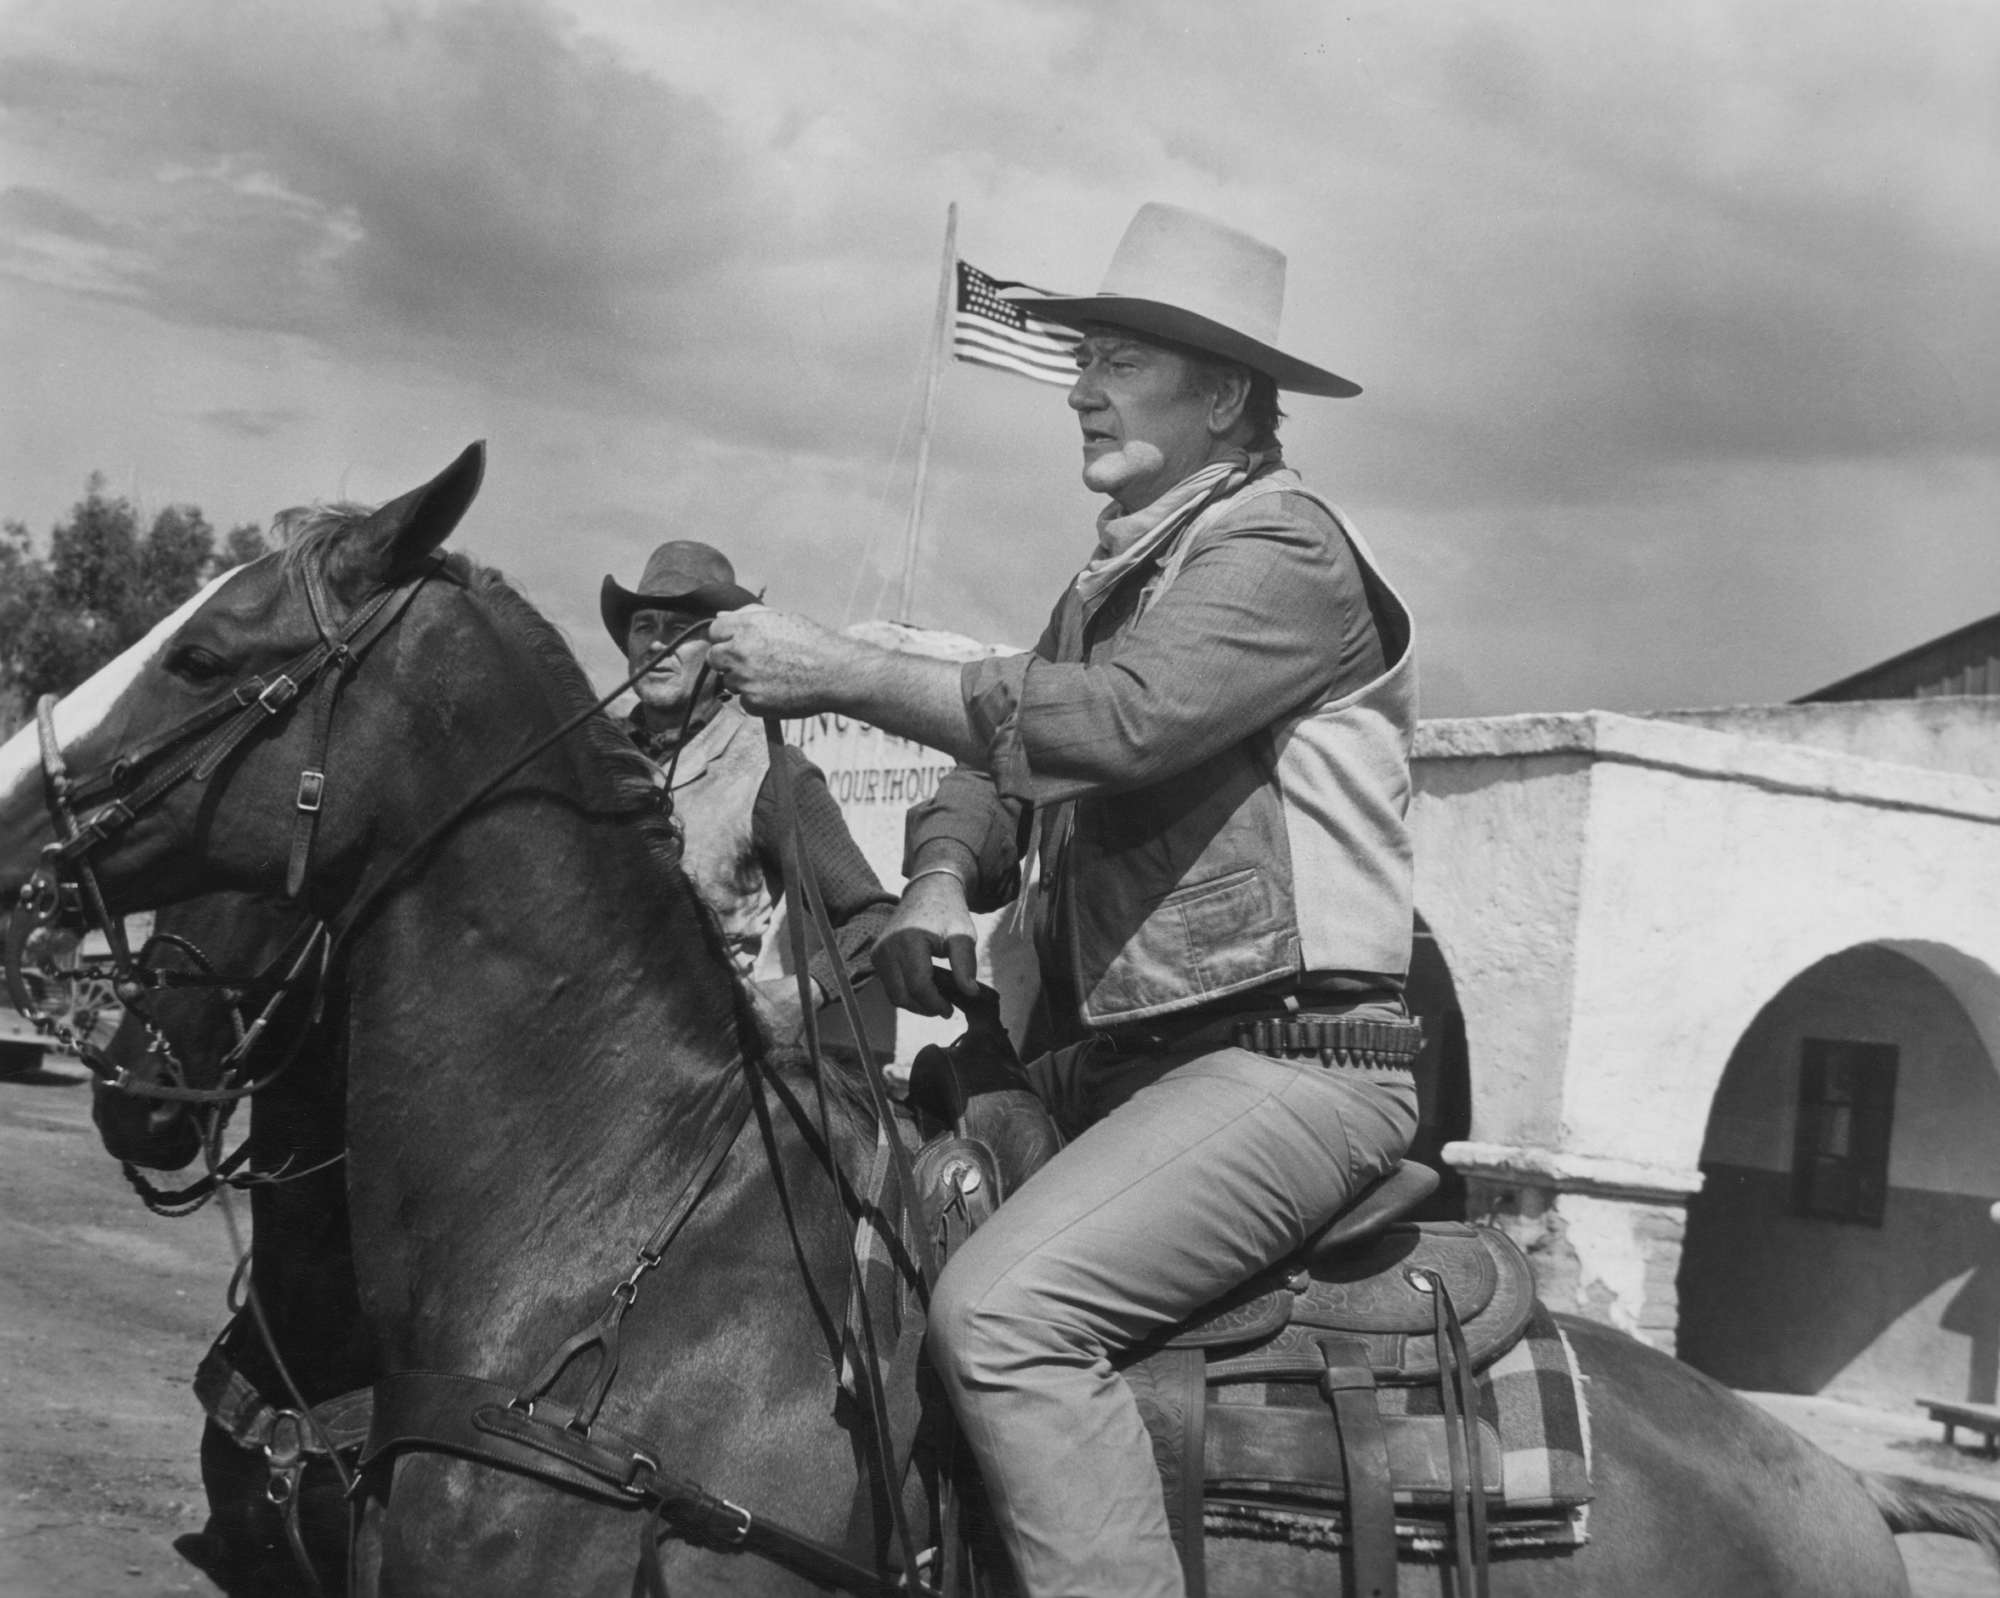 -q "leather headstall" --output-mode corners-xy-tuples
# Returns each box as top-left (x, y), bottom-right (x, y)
(40, 556), (435, 894)
(7, 555), (435, 1106)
